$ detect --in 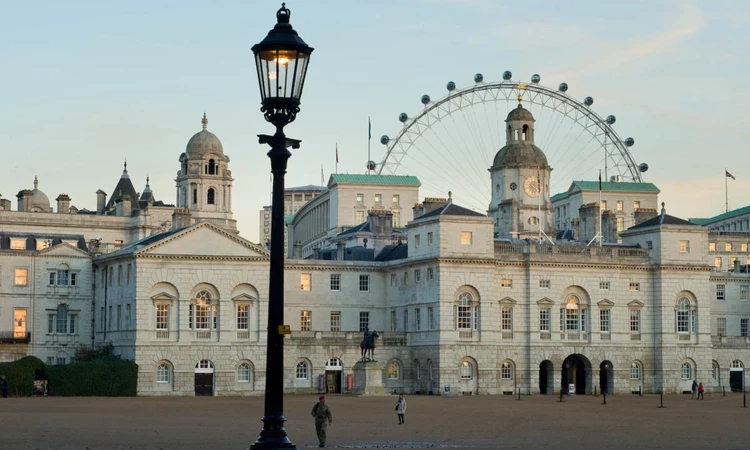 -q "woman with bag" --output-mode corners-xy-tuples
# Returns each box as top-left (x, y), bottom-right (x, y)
(395, 393), (407, 424)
